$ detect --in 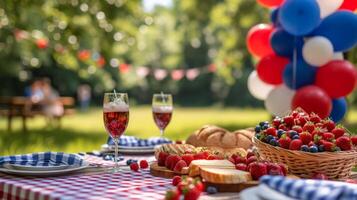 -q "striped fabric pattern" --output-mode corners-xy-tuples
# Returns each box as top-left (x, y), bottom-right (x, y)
(260, 175), (357, 200)
(107, 136), (172, 147)
(0, 152), (84, 167)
